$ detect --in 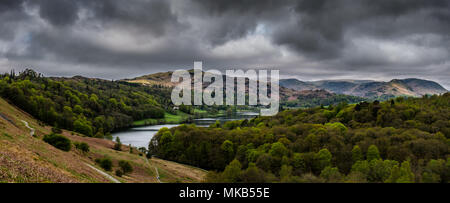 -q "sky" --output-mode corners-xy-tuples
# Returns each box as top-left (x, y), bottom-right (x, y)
(0, 0), (449, 88)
